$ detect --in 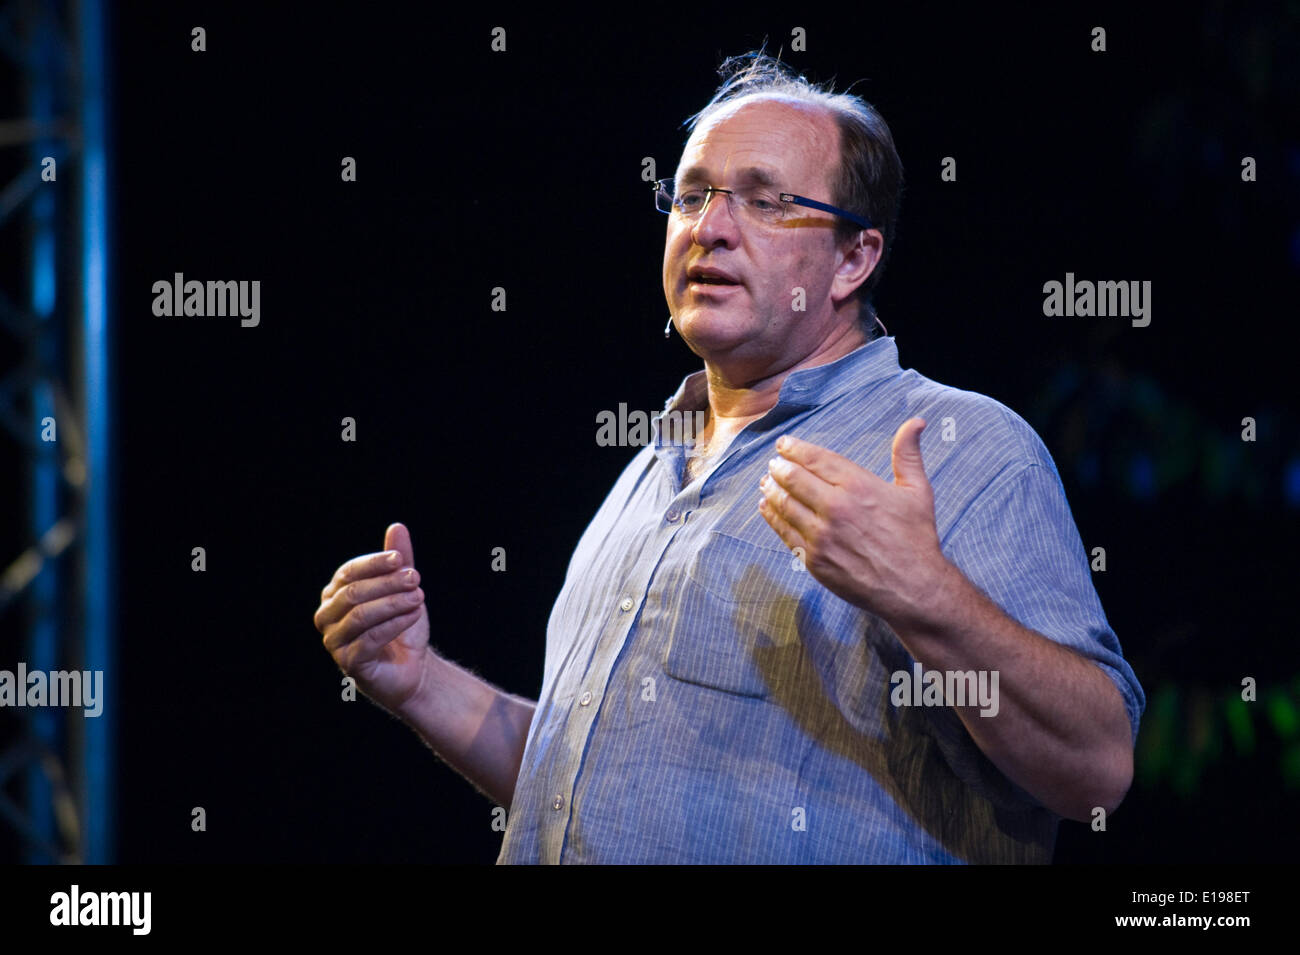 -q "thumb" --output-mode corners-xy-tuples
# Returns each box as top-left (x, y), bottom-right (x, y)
(384, 522), (416, 568)
(890, 417), (930, 488)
